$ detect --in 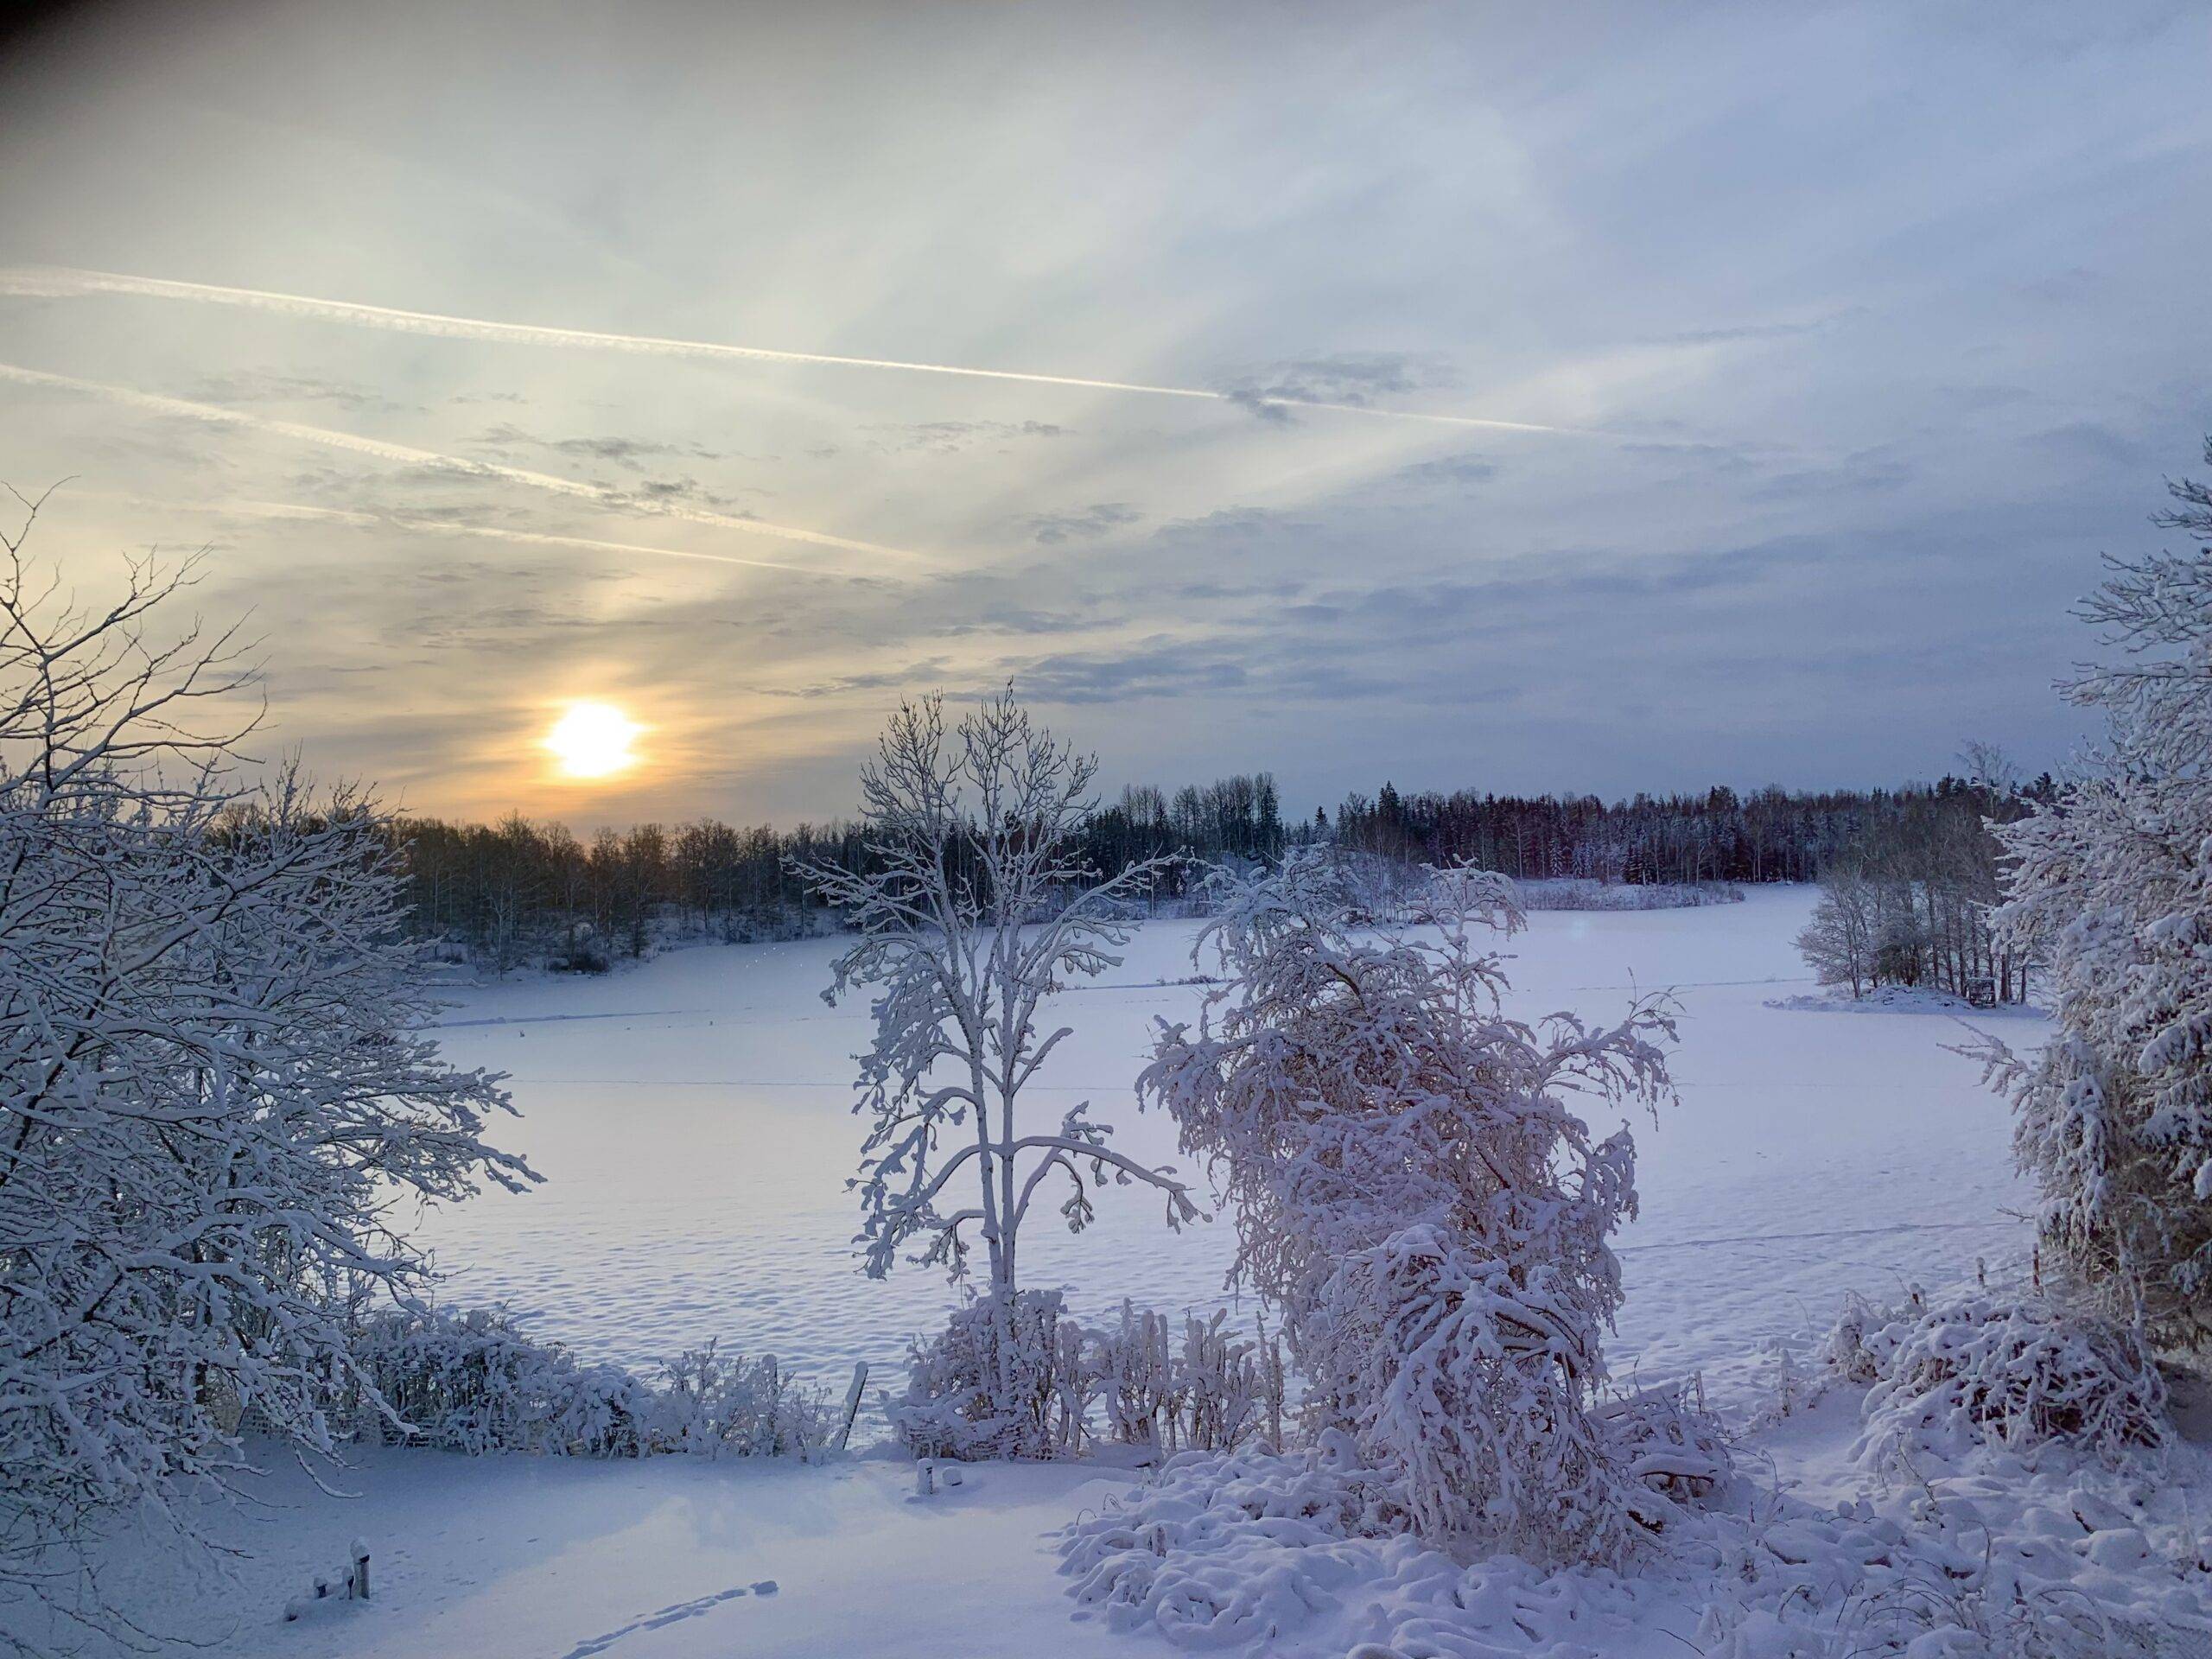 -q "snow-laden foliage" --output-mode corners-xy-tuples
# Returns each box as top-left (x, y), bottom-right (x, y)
(791, 690), (1198, 1294)
(891, 1289), (1090, 1460)
(891, 1292), (1286, 1459)
(1819, 1287), (1923, 1387)
(348, 1306), (831, 1459)
(0, 532), (531, 1633)
(348, 1306), (647, 1455)
(1596, 1381), (1734, 1517)
(1090, 1303), (1285, 1455)
(1139, 850), (1678, 1564)
(1845, 1295), (2170, 1472)
(1064, 1429), (2203, 1659)
(1968, 439), (2212, 1349)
